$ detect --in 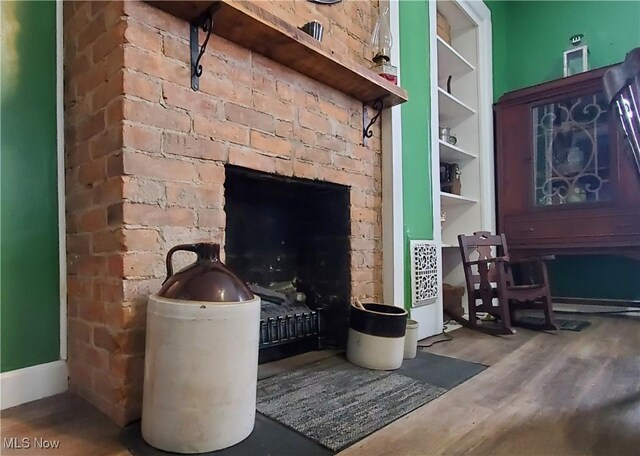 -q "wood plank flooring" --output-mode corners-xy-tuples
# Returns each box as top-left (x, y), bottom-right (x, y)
(1, 392), (128, 456)
(341, 315), (640, 456)
(2, 315), (638, 456)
